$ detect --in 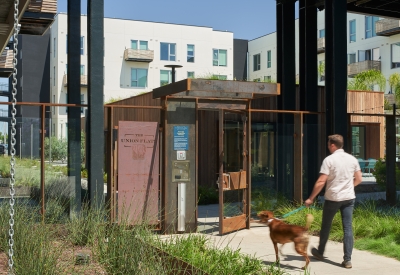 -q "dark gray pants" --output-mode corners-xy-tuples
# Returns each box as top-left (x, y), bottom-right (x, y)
(318, 199), (355, 261)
